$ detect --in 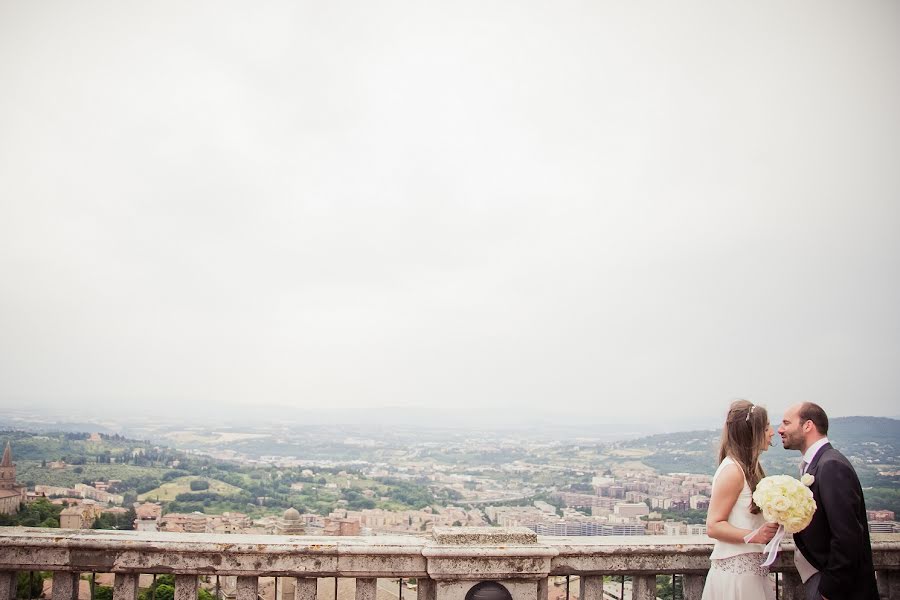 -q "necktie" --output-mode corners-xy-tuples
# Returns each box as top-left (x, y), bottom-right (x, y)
(800, 460), (807, 476)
